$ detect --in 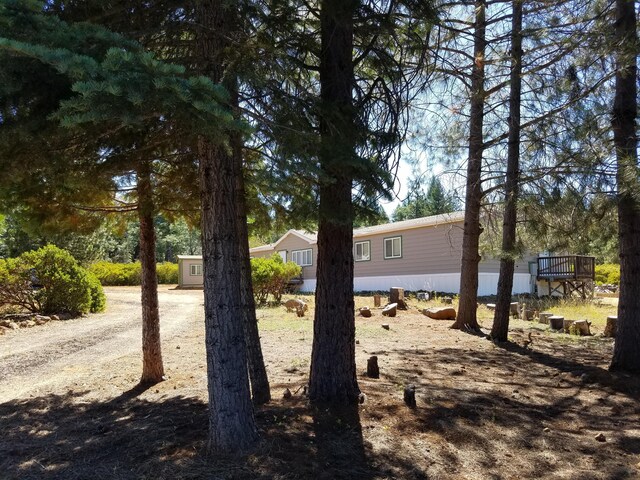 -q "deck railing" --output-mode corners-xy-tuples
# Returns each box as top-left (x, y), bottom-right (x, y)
(537, 255), (595, 280)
